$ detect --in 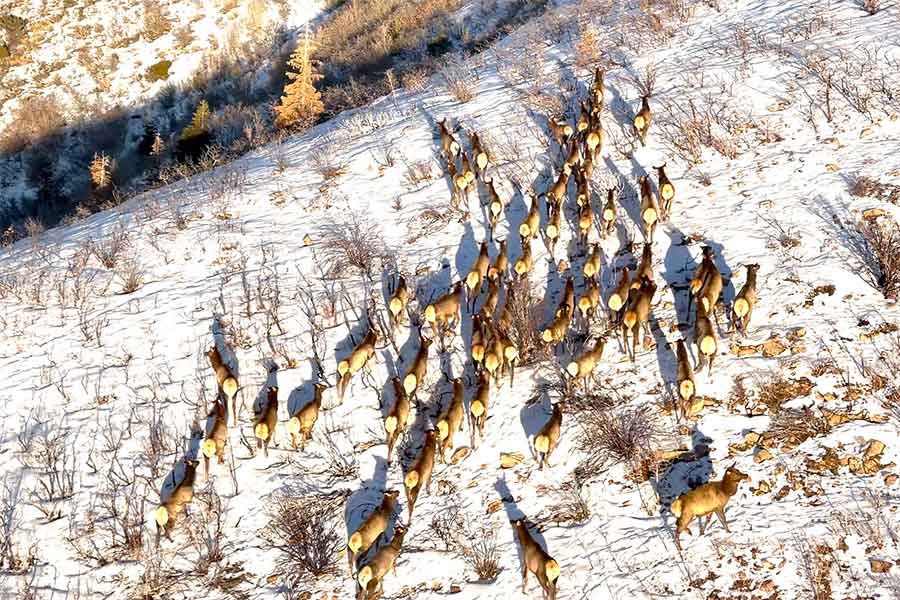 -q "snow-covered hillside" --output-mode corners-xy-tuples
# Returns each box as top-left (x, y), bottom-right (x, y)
(2, 0), (900, 598)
